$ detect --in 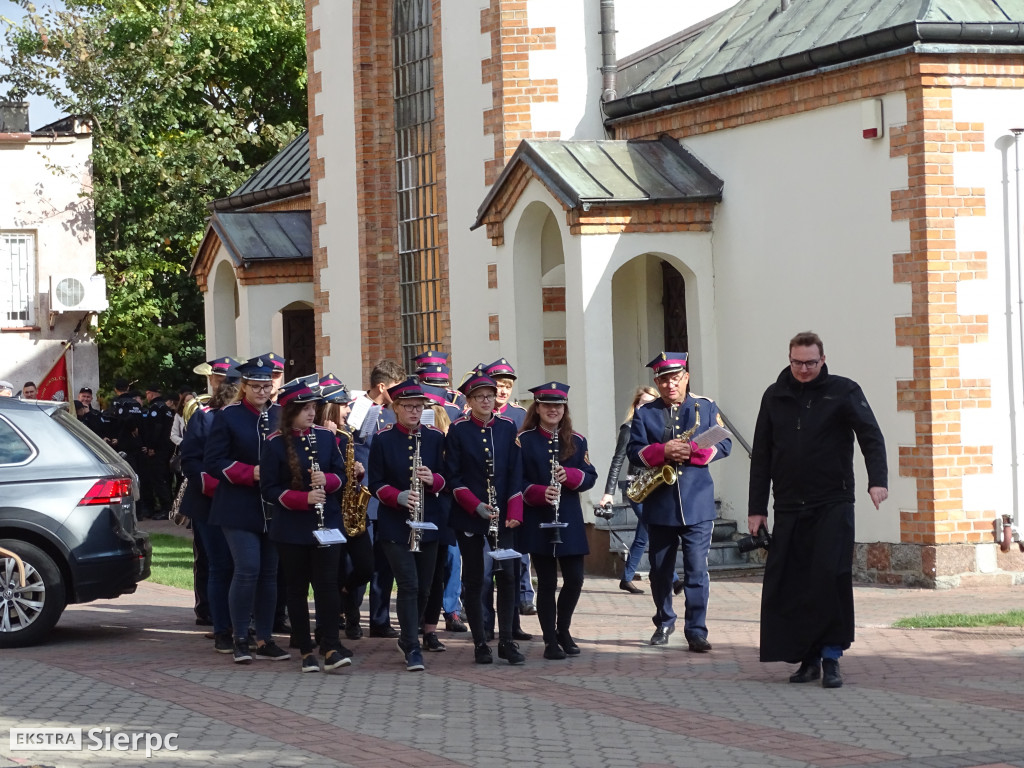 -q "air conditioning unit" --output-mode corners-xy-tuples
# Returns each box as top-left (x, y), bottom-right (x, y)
(49, 274), (109, 313)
